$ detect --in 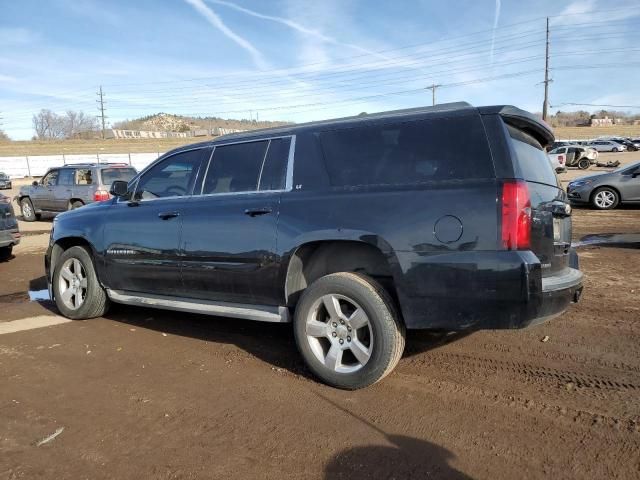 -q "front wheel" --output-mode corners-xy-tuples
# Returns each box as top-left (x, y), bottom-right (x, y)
(53, 246), (110, 319)
(20, 198), (36, 221)
(591, 187), (619, 210)
(612, 147), (620, 152)
(293, 272), (405, 390)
